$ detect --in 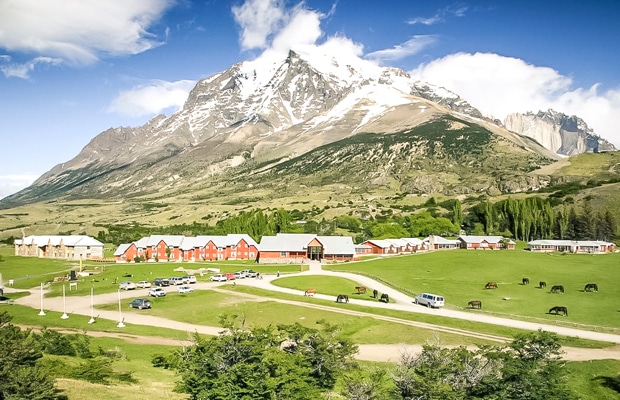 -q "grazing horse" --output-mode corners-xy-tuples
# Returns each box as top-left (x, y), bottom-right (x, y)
(467, 300), (482, 309)
(379, 293), (390, 303)
(550, 285), (564, 294)
(549, 306), (568, 316)
(304, 288), (316, 297)
(372, 289), (378, 299)
(336, 294), (349, 303)
(485, 281), (498, 289)
(584, 283), (598, 292)
(522, 277), (530, 285)
(355, 286), (367, 294)
(539, 281), (547, 289)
